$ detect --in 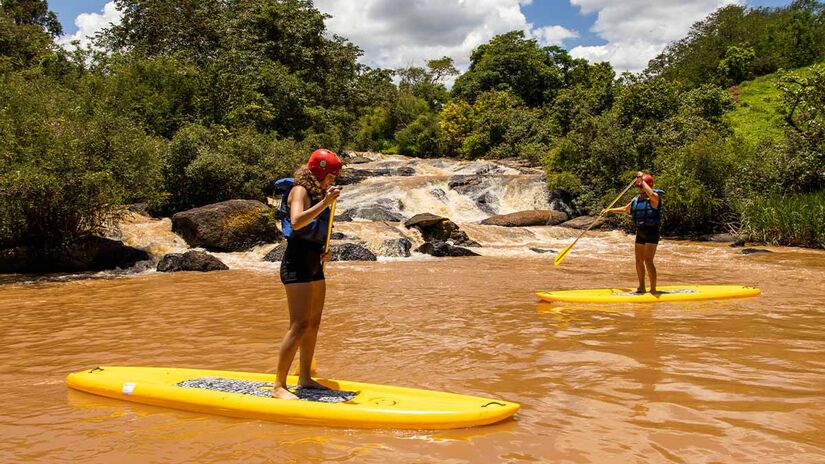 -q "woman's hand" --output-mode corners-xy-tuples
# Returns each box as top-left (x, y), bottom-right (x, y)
(323, 186), (342, 205)
(322, 250), (332, 263)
